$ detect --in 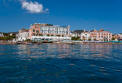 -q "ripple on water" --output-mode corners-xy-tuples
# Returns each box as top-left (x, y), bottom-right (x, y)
(0, 44), (122, 83)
